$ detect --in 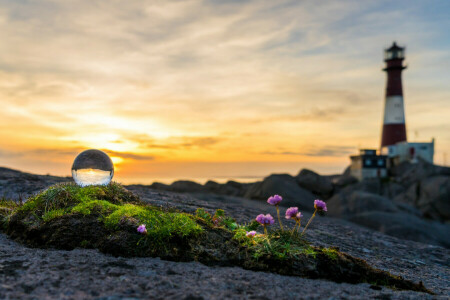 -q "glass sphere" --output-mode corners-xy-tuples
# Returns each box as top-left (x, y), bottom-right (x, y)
(71, 149), (114, 187)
